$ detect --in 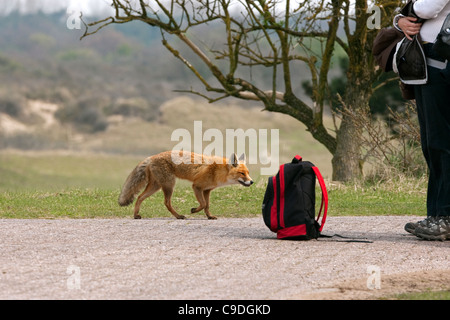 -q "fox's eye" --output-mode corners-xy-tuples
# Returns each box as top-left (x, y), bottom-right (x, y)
(240, 172), (245, 176)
